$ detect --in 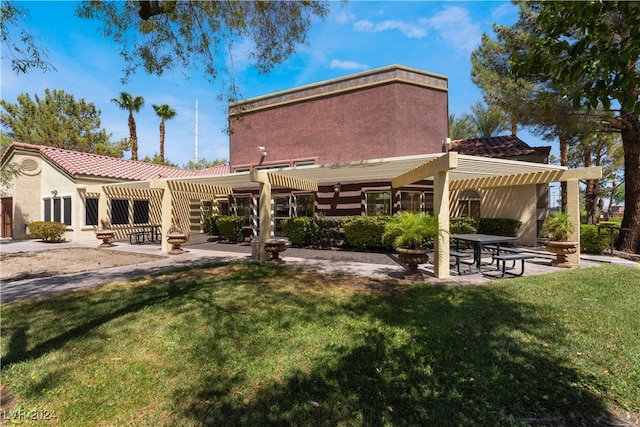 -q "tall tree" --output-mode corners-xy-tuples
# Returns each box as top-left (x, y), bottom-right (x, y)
(508, 1), (640, 253)
(463, 101), (509, 138)
(151, 104), (176, 165)
(448, 114), (477, 140)
(184, 158), (227, 170)
(77, 1), (329, 102)
(1, 2), (54, 73)
(111, 92), (144, 161)
(0, 89), (126, 157)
